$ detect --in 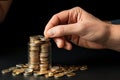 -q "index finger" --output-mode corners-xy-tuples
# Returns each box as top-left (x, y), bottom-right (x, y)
(44, 10), (69, 37)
